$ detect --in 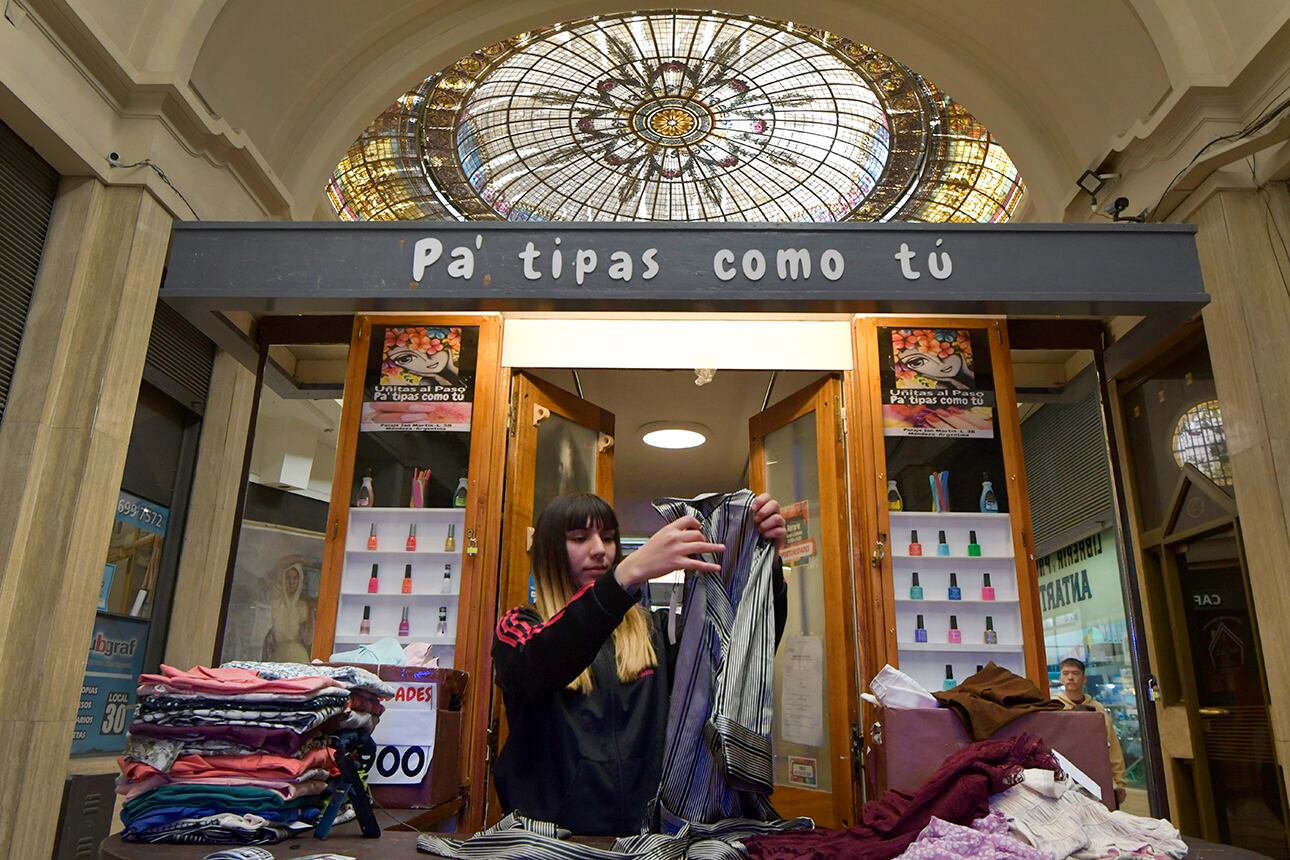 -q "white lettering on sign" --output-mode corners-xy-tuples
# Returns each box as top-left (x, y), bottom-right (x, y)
(1193, 593), (1222, 607)
(407, 236), (967, 286)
